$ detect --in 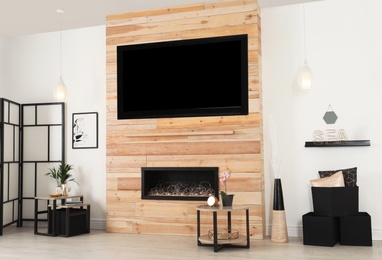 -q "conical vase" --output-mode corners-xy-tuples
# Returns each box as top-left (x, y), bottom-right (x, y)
(271, 178), (288, 243)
